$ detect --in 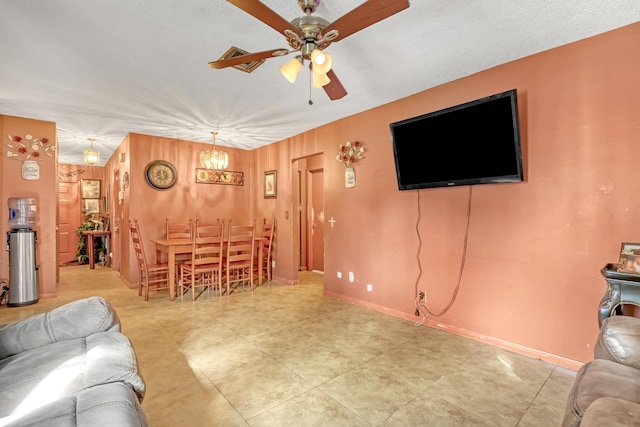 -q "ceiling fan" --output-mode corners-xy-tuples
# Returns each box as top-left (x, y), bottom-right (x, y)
(208, 0), (410, 102)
